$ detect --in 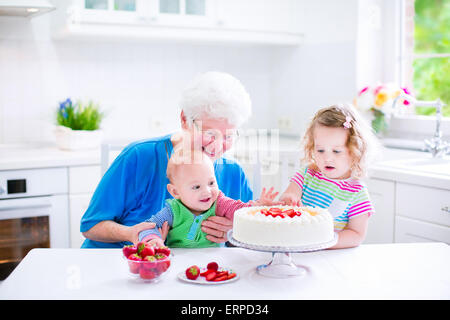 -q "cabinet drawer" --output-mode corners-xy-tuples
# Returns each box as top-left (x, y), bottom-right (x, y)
(396, 183), (450, 227)
(69, 194), (92, 248)
(364, 178), (395, 244)
(395, 216), (450, 244)
(69, 165), (101, 194)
